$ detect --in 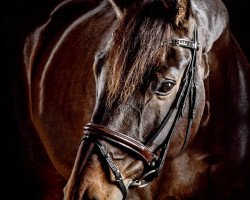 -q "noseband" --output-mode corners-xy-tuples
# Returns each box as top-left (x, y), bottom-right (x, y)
(82, 28), (199, 199)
